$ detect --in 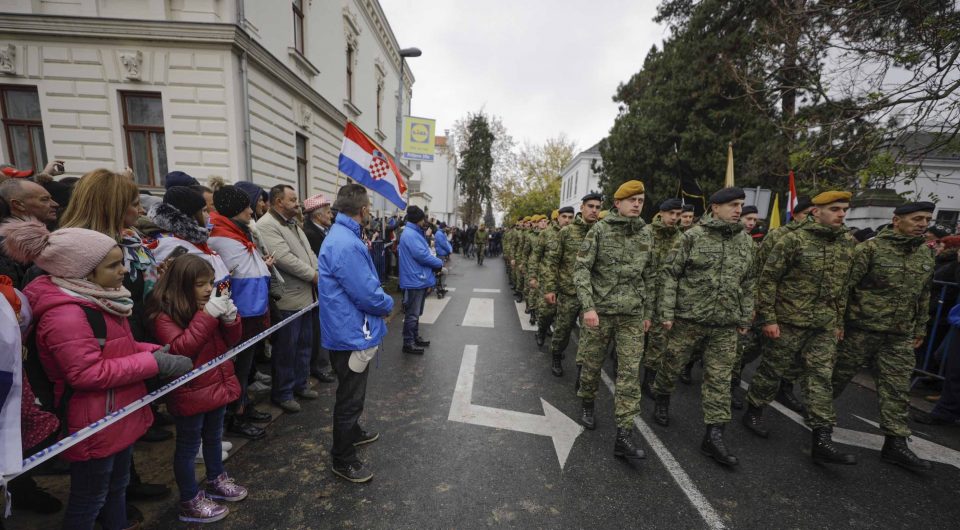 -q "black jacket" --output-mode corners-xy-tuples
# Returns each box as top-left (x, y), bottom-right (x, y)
(302, 219), (328, 256)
